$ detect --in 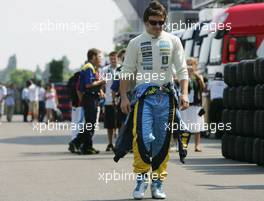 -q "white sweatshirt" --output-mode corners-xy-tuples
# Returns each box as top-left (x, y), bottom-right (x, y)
(121, 31), (188, 86)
